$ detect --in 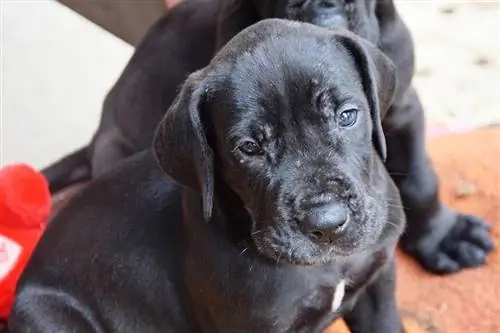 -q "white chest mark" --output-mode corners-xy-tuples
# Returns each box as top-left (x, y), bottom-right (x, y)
(331, 279), (346, 312)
